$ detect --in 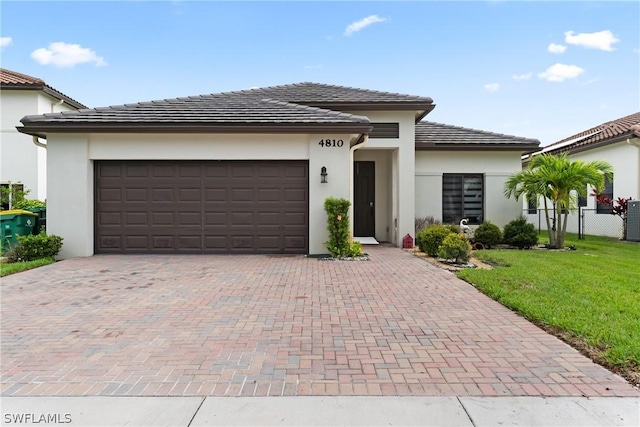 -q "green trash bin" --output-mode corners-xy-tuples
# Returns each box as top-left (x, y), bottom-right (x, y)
(1, 209), (38, 249)
(25, 207), (47, 234)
